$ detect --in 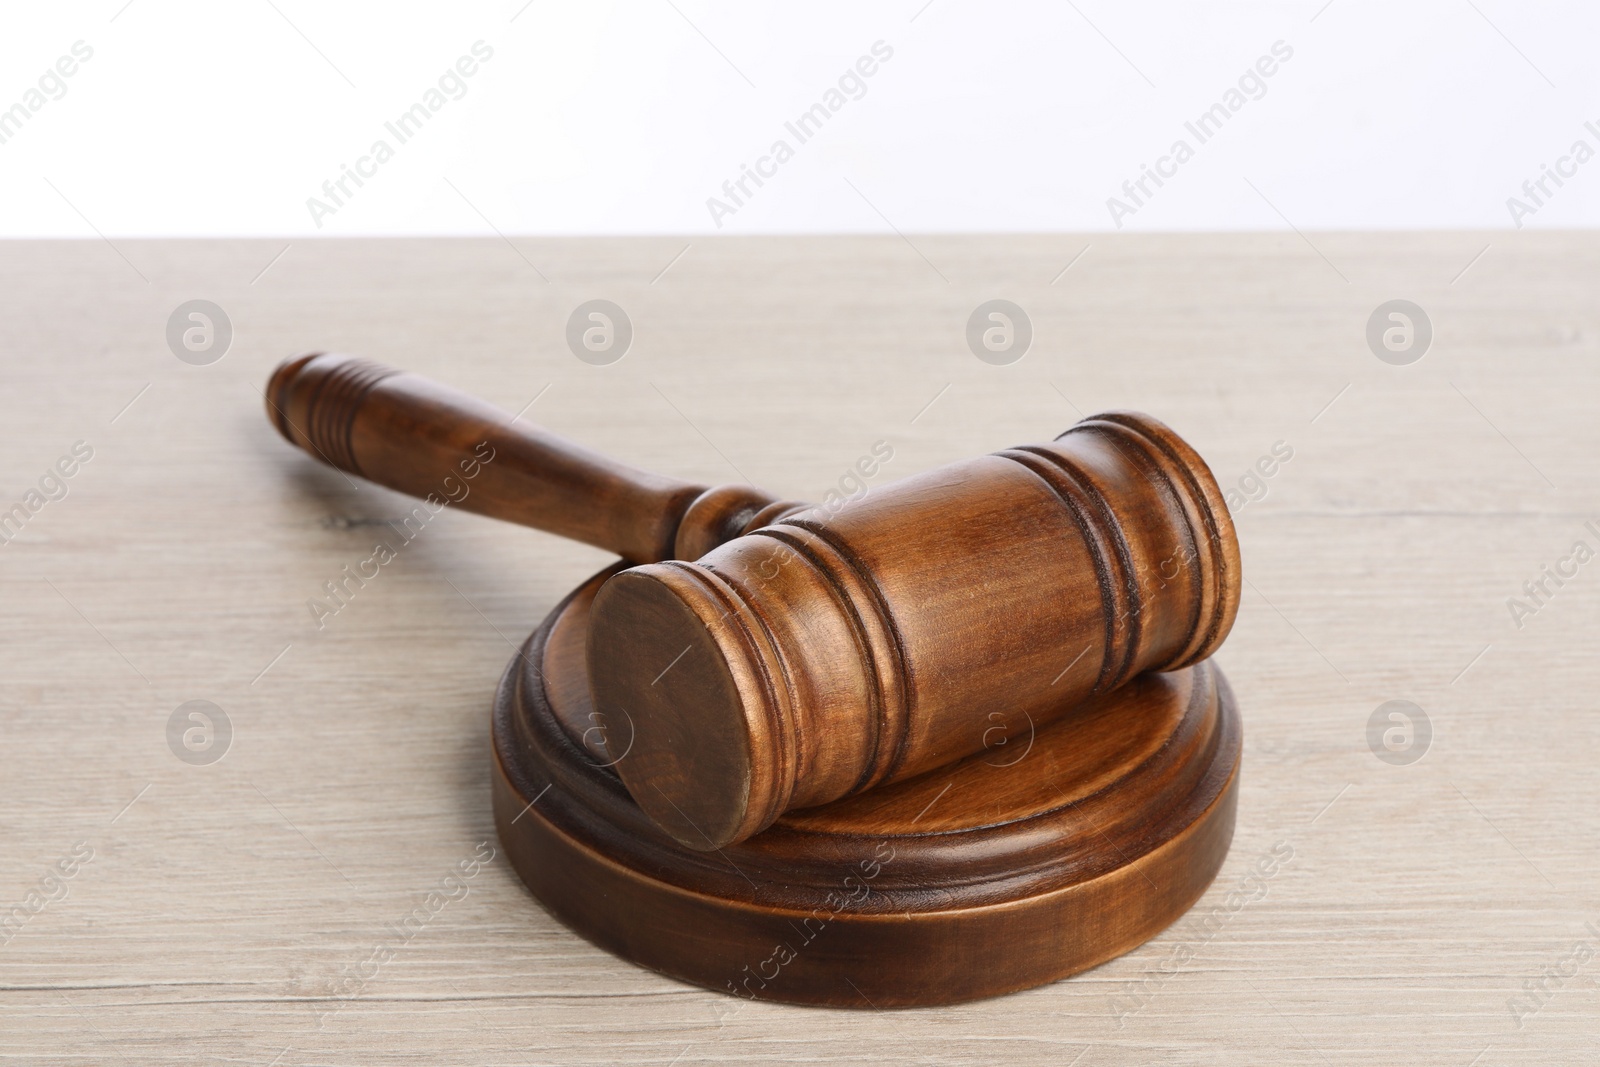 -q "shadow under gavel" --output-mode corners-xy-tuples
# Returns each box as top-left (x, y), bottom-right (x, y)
(268, 353), (1240, 851)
